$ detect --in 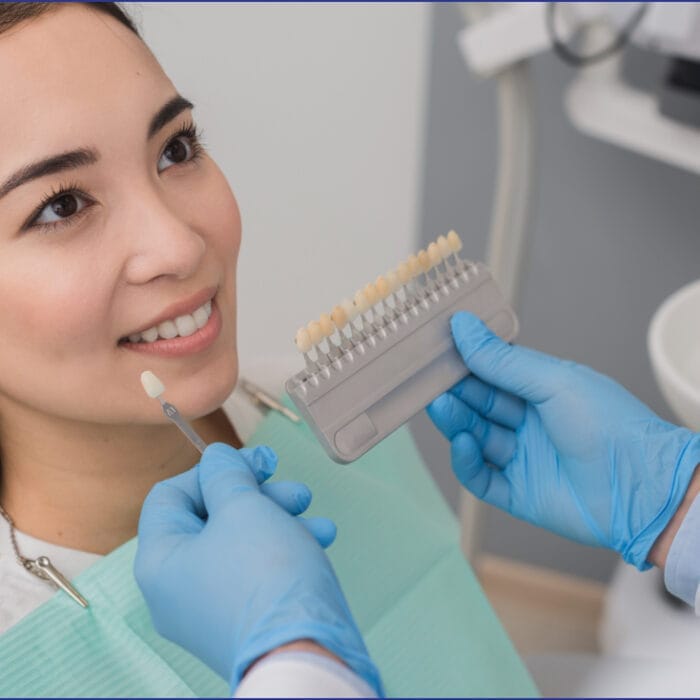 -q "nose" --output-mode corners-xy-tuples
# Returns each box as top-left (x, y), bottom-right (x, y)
(121, 184), (206, 285)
